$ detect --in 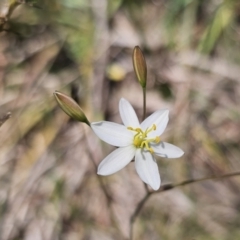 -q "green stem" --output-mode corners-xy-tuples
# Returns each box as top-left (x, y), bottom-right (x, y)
(142, 87), (146, 121)
(141, 87), (149, 193)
